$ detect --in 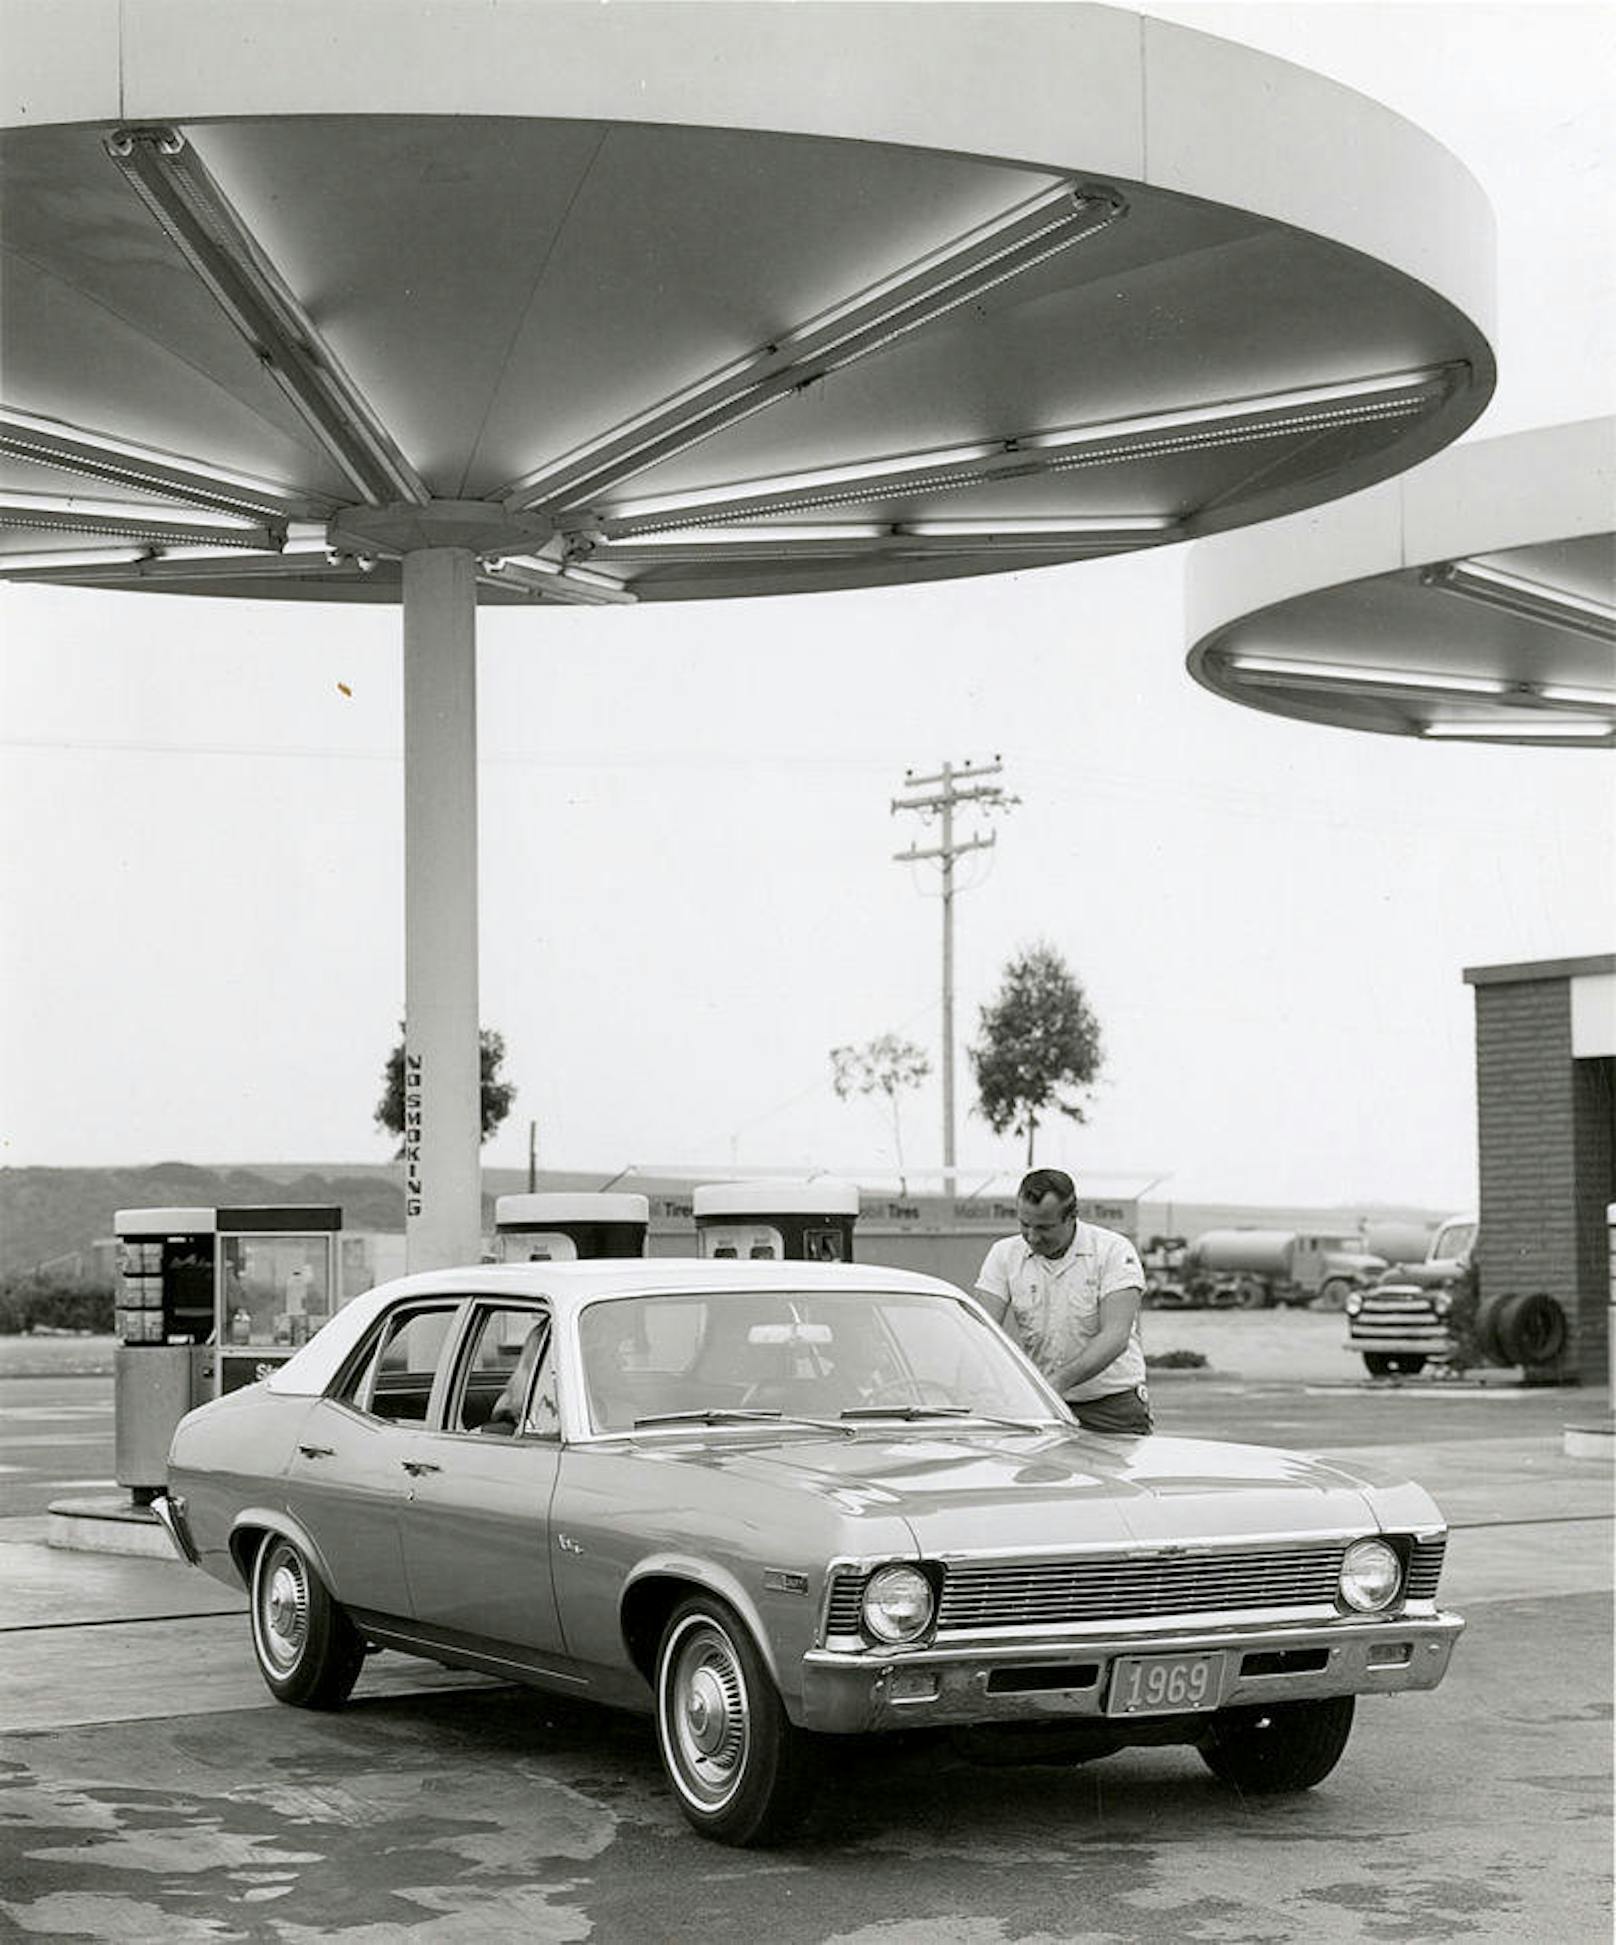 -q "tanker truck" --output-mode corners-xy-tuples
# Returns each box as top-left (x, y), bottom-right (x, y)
(1179, 1229), (1388, 1310)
